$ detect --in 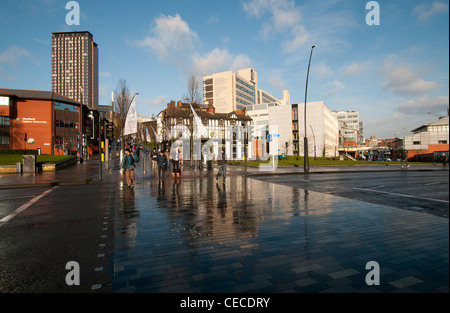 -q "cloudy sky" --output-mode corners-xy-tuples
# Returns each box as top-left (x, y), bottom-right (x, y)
(0, 0), (448, 139)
